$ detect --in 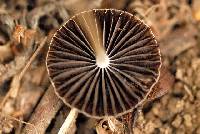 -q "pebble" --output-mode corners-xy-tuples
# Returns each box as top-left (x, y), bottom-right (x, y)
(175, 100), (185, 113)
(183, 114), (192, 127)
(144, 121), (156, 134)
(172, 115), (182, 128)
